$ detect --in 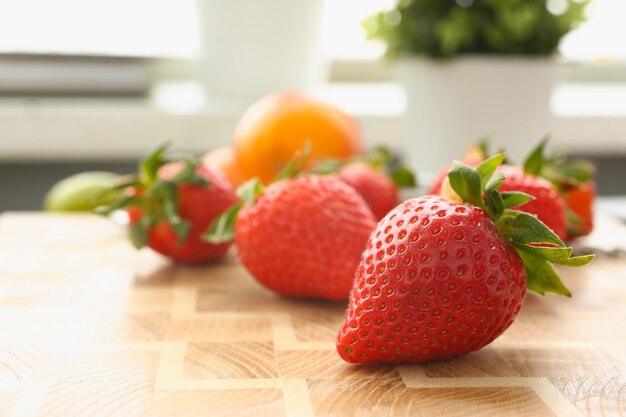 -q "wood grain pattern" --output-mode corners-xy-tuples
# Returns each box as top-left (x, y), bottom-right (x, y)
(0, 212), (625, 417)
(308, 378), (558, 417)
